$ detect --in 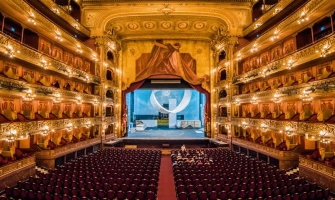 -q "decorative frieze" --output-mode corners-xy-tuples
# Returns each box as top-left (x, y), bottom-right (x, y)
(0, 117), (102, 140)
(0, 156), (35, 178)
